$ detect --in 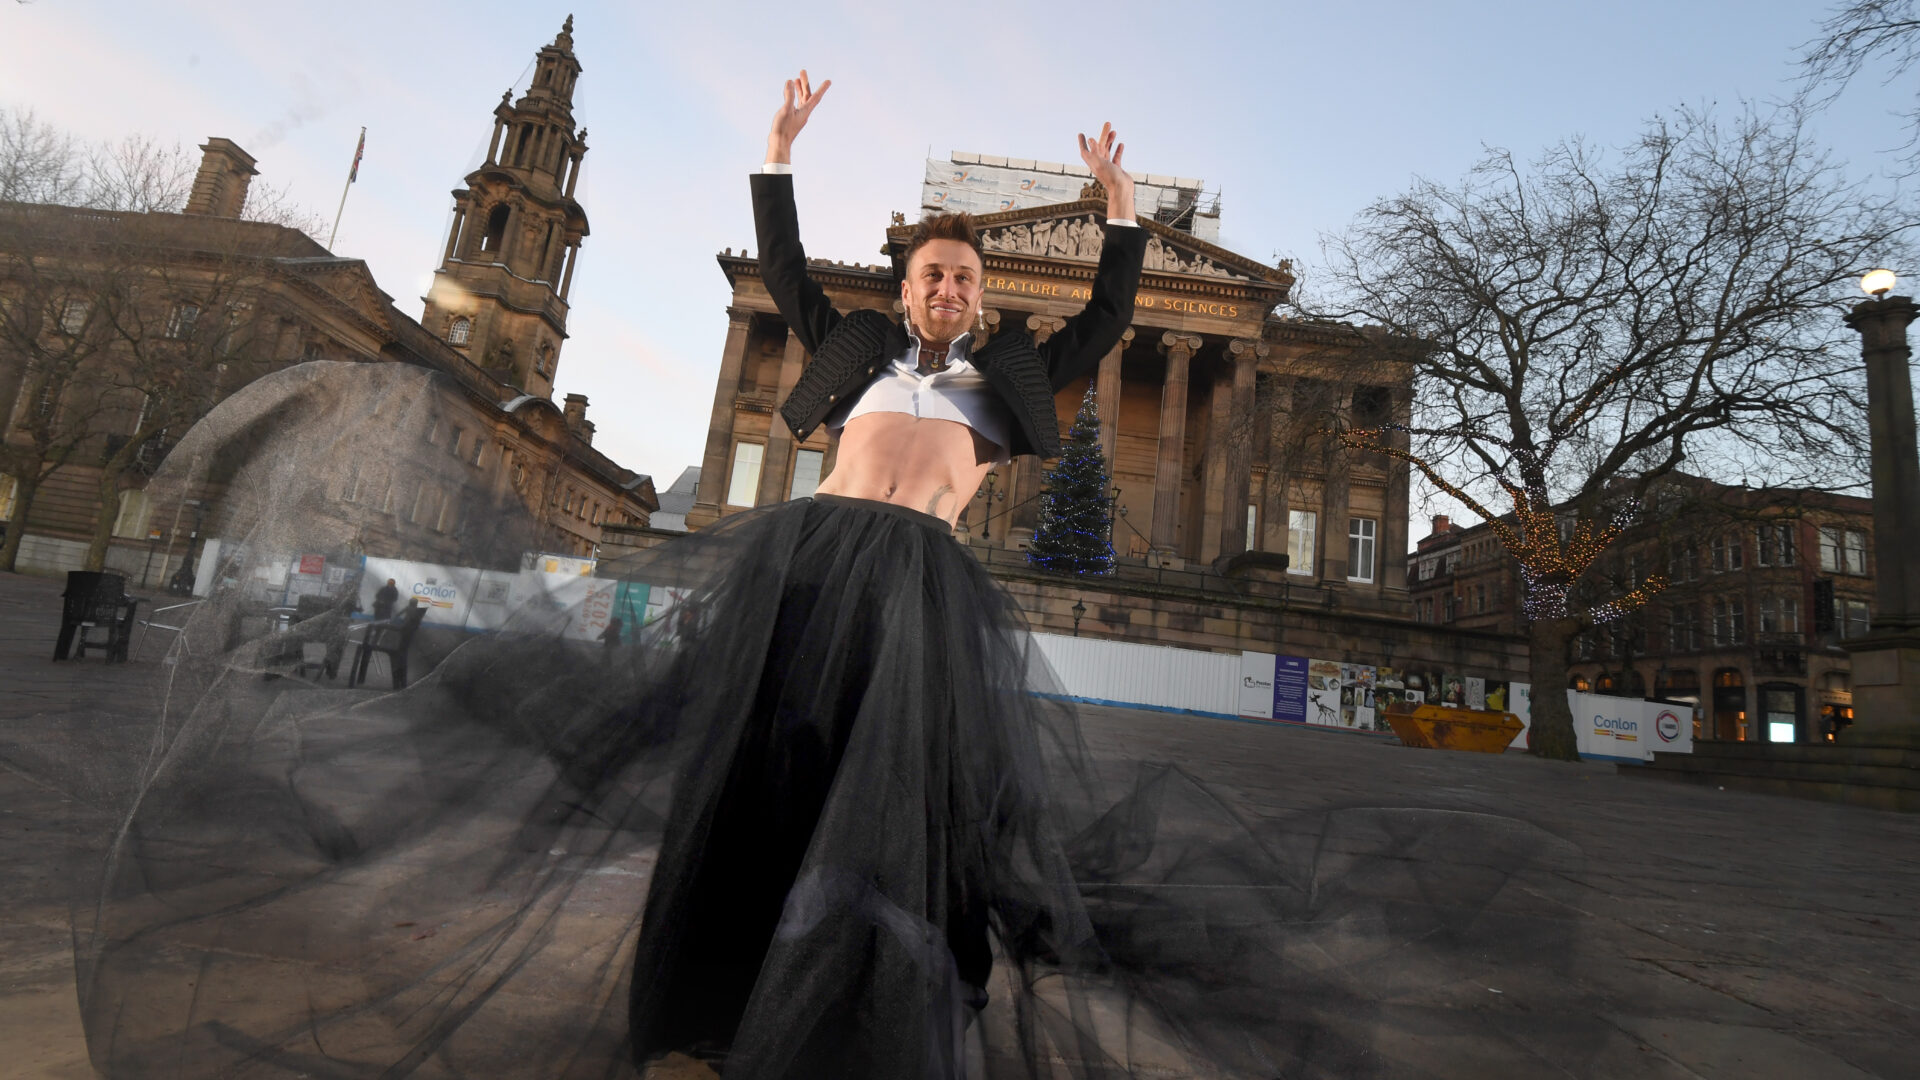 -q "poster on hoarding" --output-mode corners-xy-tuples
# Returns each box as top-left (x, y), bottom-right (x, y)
(1466, 676), (1487, 711)
(1237, 653), (1311, 723)
(1239, 651), (1277, 719)
(1341, 664), (1378, 730)
(1306, 659), (1342, 726)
